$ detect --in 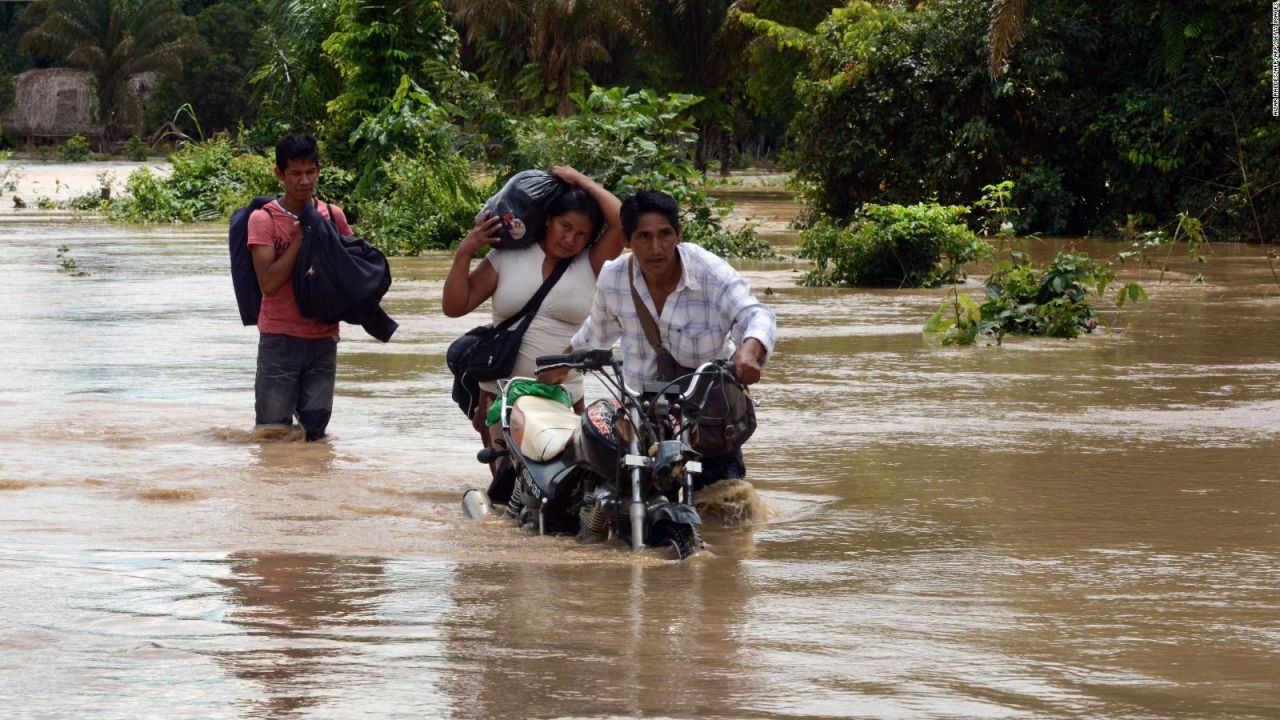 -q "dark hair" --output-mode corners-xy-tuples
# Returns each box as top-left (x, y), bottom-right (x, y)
(620, 190), (680, 238)
(274, 133), (320, 171)
(545, 186), (604, 243)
